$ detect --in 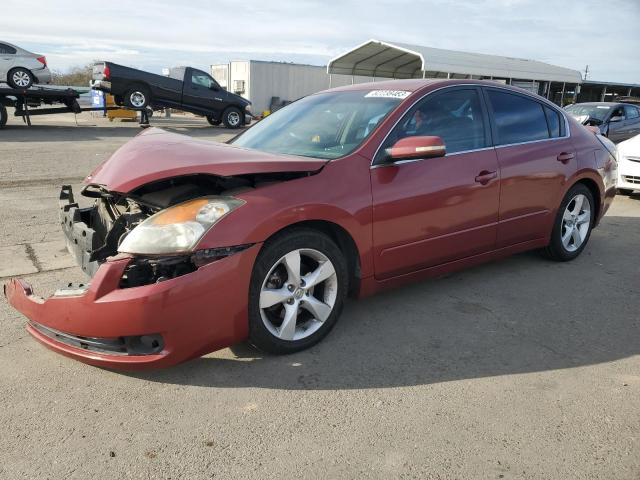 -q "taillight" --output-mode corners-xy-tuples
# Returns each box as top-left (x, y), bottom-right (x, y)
(36, 56), (46, 66)
(103, 65), (110, 80)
